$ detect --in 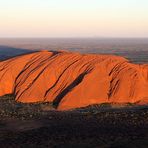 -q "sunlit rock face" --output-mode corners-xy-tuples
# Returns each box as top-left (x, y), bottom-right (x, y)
(0, 50), (148, 110)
